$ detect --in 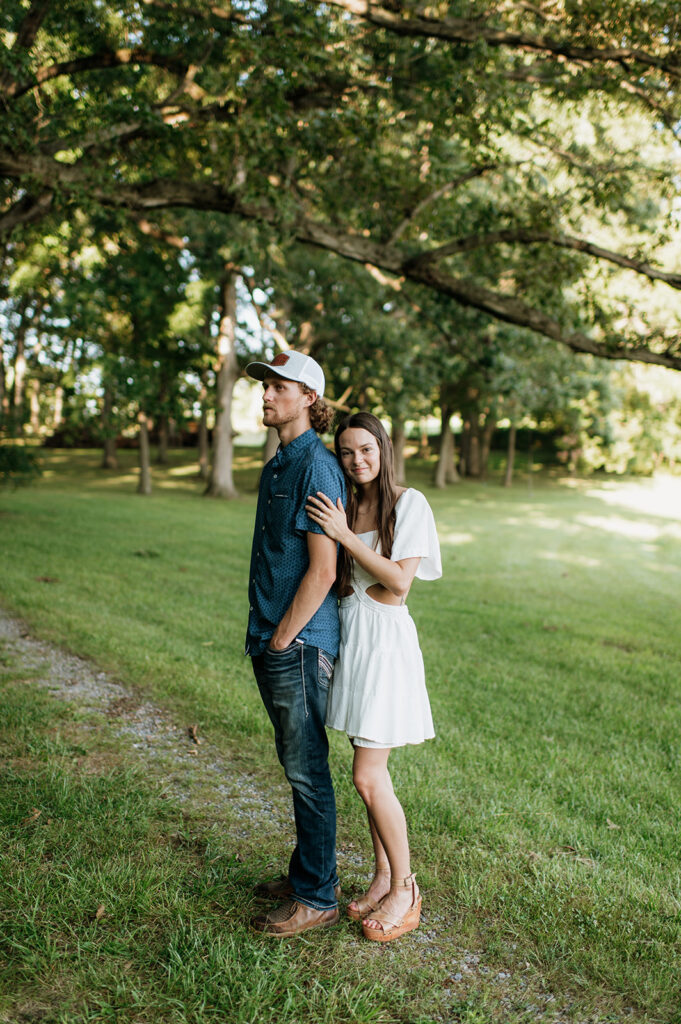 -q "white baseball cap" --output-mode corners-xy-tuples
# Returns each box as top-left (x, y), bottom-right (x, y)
(246, 351), (325, 398)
